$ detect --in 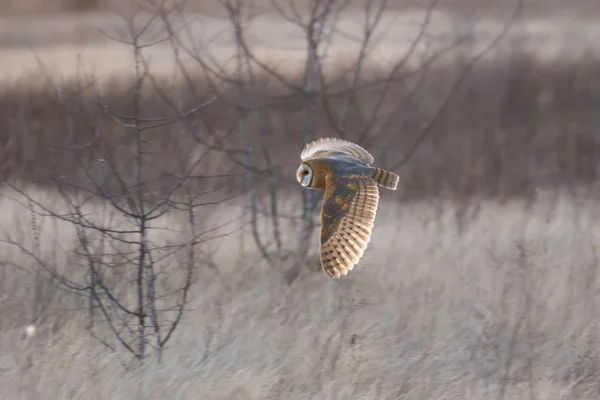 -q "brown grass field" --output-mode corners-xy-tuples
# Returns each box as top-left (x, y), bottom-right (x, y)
(1, 1), (600, 399)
